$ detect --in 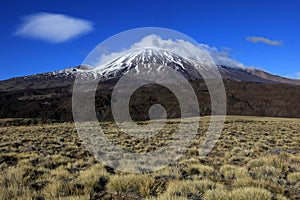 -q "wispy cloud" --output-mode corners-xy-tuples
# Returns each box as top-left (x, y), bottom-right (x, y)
(94, 34), (246, 69)
(246, 36), (283, 46)
(296, 72), (300, 79)
(14, 12), (94, 43)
